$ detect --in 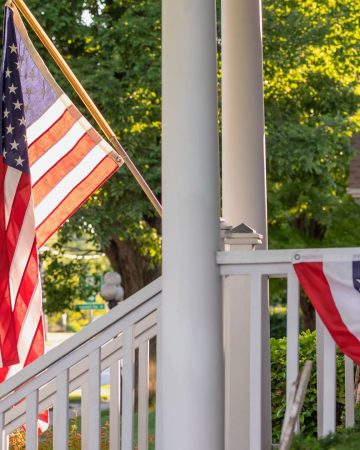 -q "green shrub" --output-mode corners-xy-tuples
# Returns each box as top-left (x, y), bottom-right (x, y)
(270, 305), (287, 339)
(271, 331), (346, 443)
(292, 406), (360, 449)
